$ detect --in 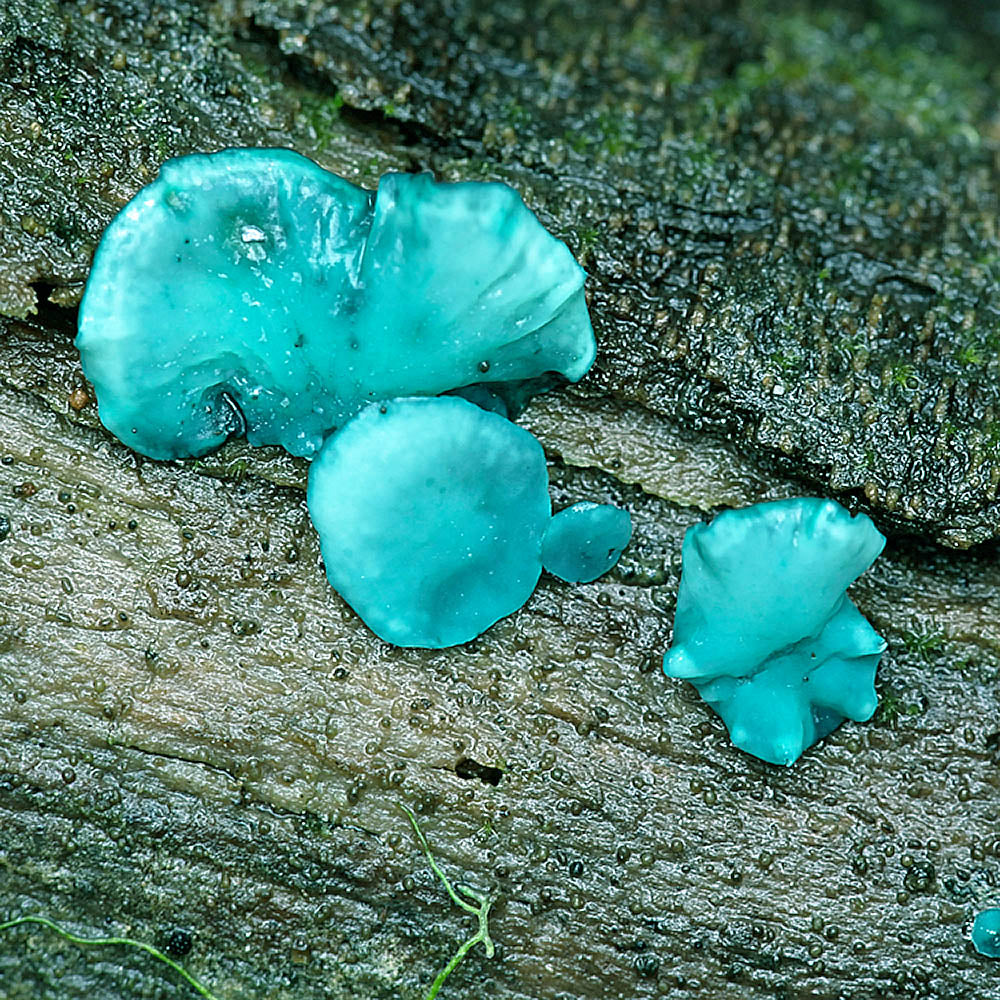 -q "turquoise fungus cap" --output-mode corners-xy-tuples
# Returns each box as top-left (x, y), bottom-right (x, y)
(972, 908), (1000, 958)
(663, 498), (887, 766)
(77, 148), (596, 460)
(541, 502), (632, 583)
(307, 396), (552, 649)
